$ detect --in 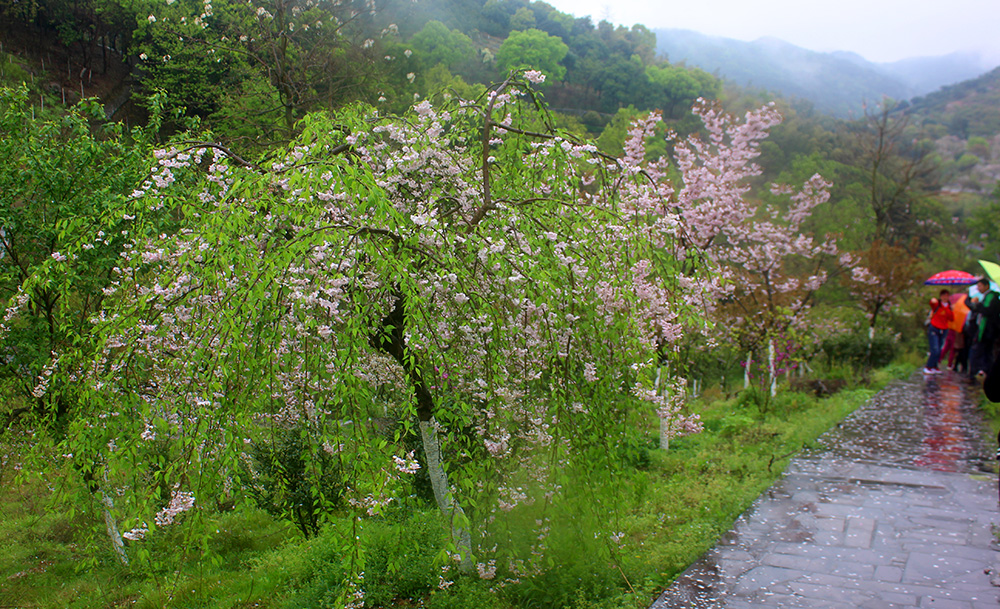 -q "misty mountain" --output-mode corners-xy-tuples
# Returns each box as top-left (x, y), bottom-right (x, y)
(654, 29), (994, 117)
(834, 49), (992, 95)
(889, 53), (996, 93)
